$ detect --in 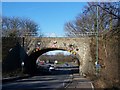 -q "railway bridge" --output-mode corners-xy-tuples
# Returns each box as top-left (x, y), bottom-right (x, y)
(25, 37), (95, 74)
